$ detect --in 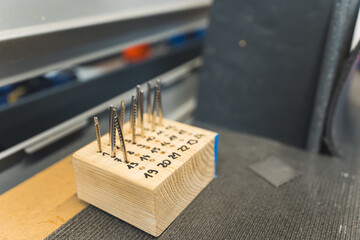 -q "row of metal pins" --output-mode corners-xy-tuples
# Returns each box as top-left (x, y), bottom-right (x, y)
(93, 101), (127, 159)
(94, 80), (162, 158)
